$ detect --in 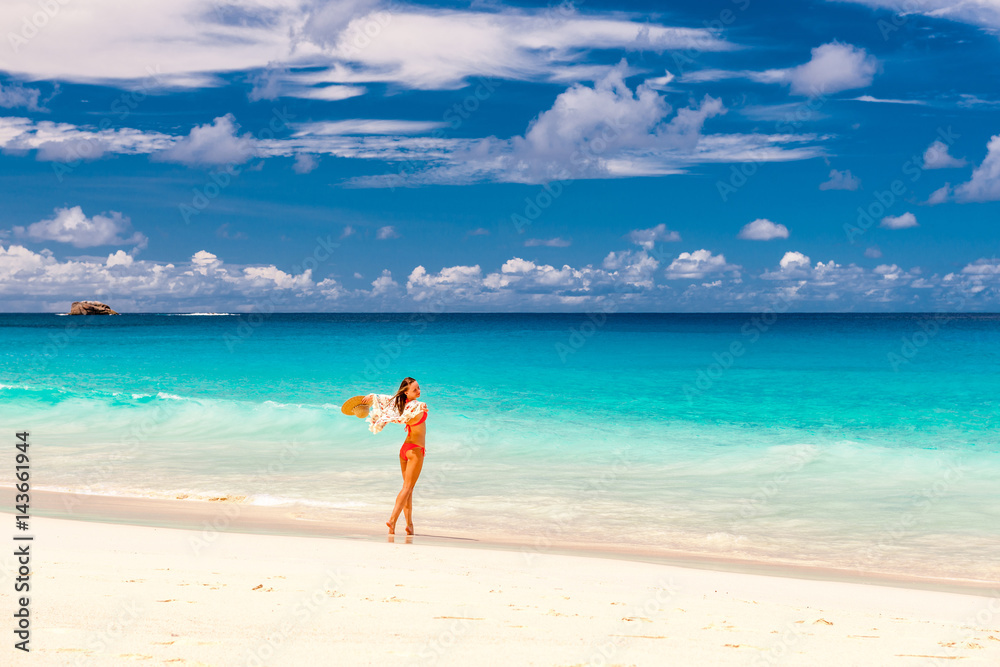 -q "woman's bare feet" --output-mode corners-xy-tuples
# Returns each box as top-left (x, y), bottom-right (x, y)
(386, 520), (395, 535)
(405, 523), (414, 535)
